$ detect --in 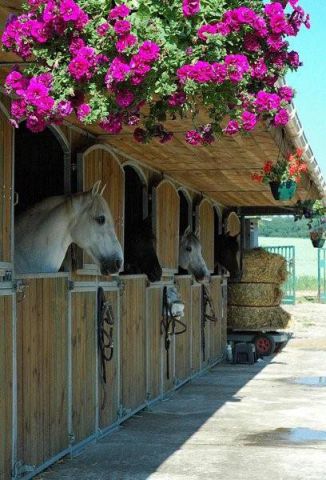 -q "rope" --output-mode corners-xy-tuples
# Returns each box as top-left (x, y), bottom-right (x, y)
(97, 287), (115, 384)
(161, 286), (187, 380)
(201, 284), (219, 362)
